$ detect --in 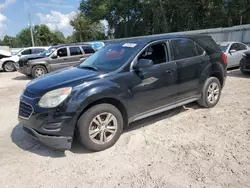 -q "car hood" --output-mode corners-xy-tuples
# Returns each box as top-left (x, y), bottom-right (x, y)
(1, 55), (19, 62)
(26, 67), (101, 96)
(20, 54), (45, 62)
